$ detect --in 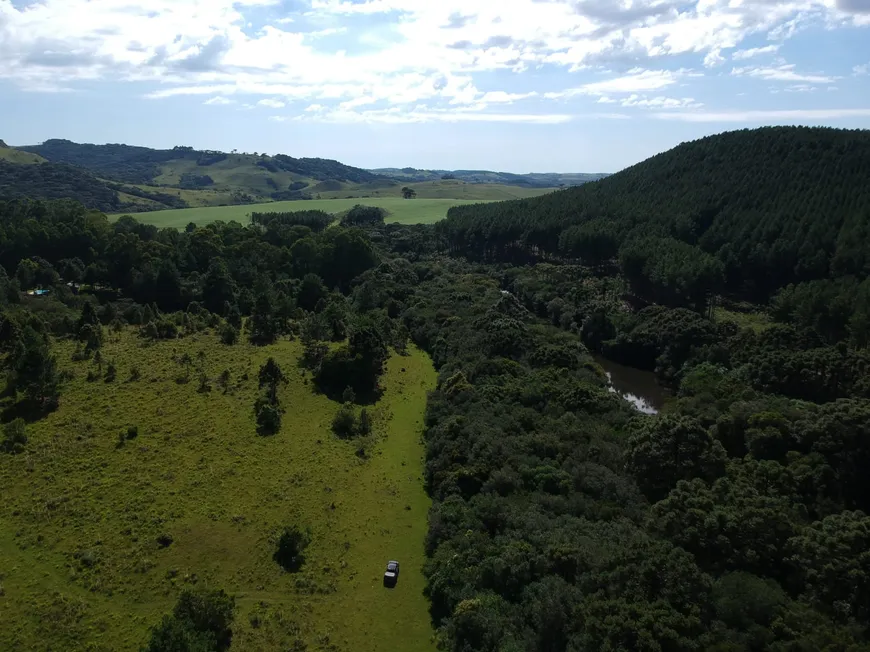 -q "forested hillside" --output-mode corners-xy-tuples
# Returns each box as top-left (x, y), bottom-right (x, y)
(19, 139), (384, 186)
(0, 160), (121, 212)
(441, 127), (870, 302)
